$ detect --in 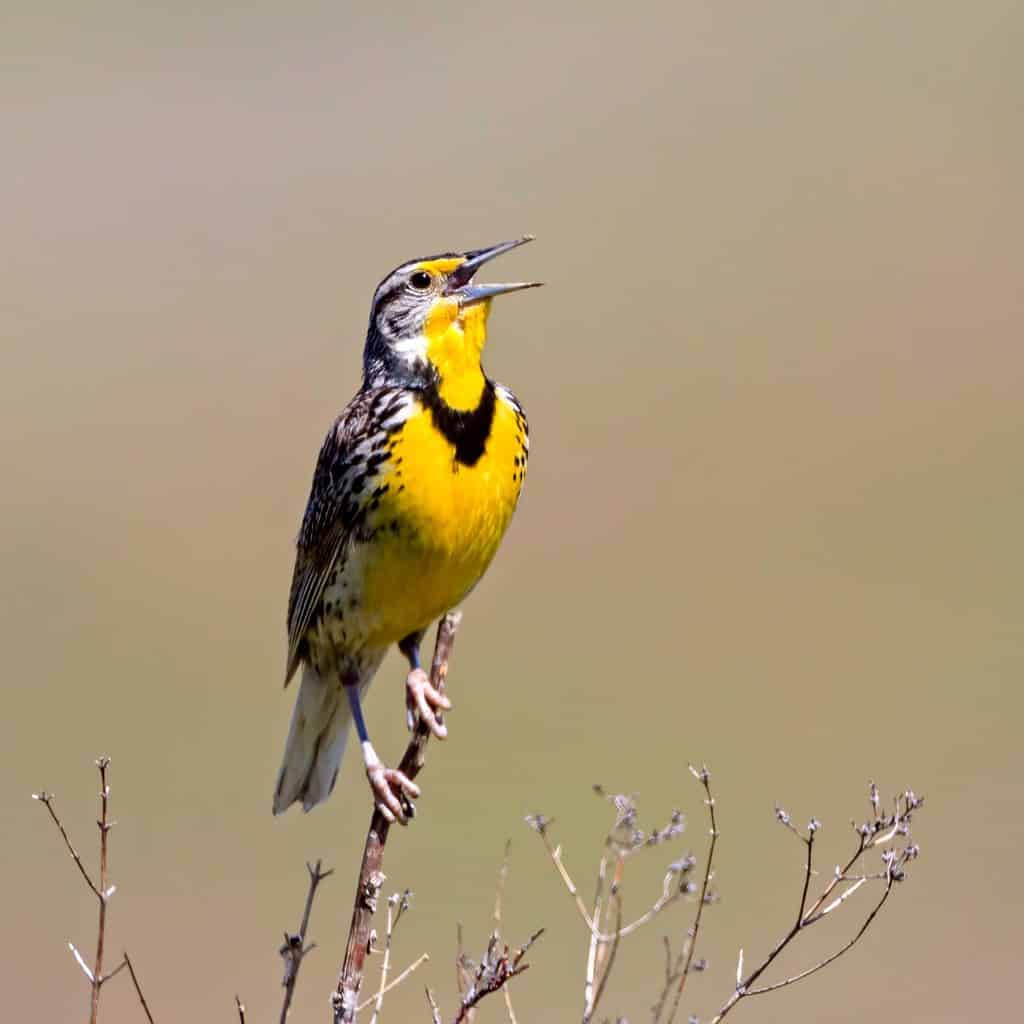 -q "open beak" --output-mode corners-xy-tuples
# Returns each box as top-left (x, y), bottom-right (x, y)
(447, 235), (543, 307)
